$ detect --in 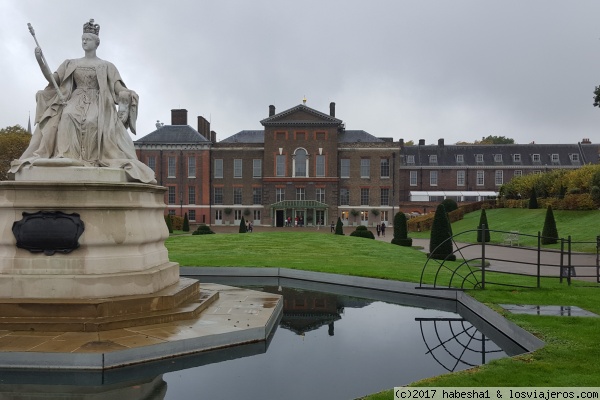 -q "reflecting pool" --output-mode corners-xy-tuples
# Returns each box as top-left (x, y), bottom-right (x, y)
(0, 279), (524, 400)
